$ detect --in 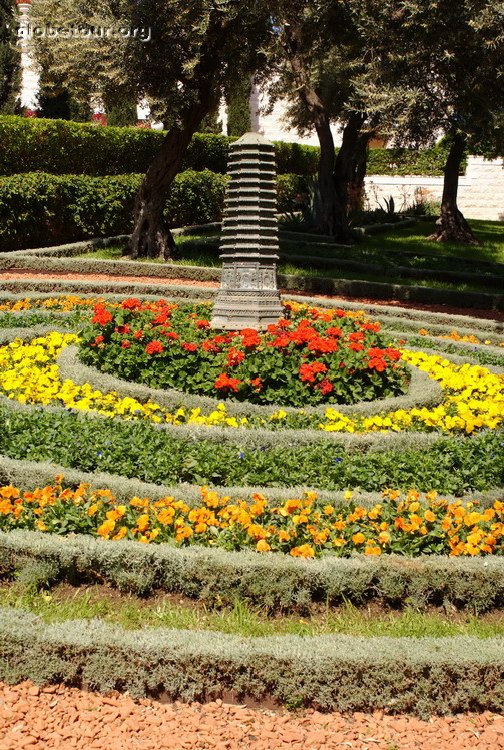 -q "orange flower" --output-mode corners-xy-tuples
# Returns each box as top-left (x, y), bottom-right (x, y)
(290, 544), (315, 558)
(256, 540), (271, 552)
